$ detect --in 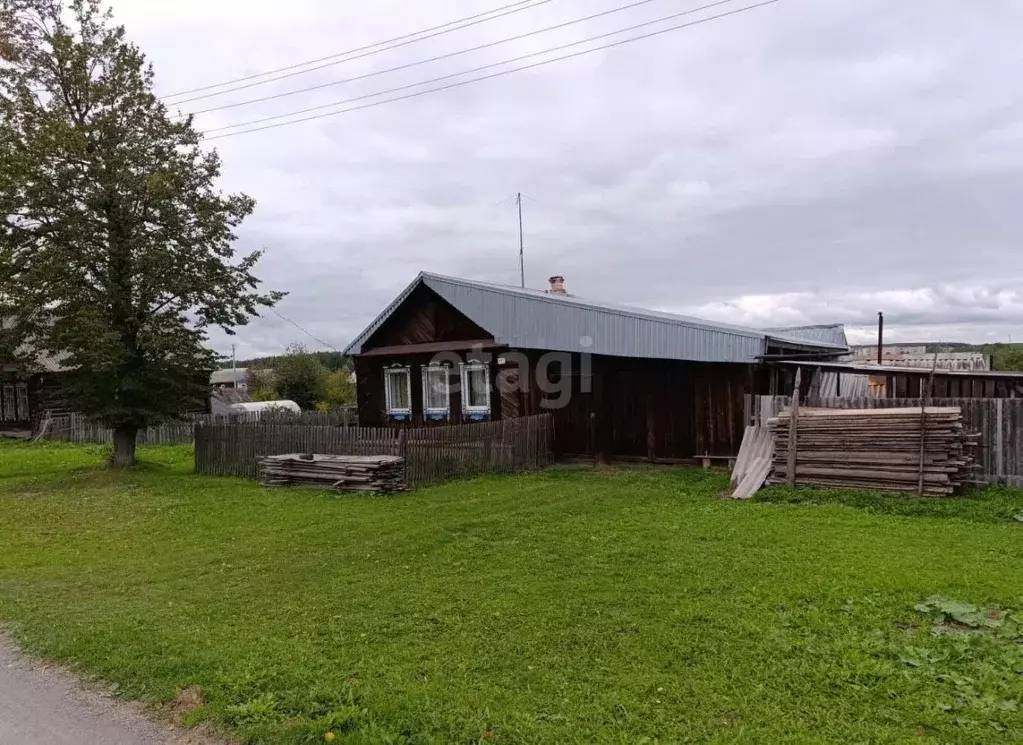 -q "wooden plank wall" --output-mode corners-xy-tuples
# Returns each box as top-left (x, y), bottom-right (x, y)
(545, 358), (748, 459)
(195, 414), (554, 488)
(746, 395), (1023, 486)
